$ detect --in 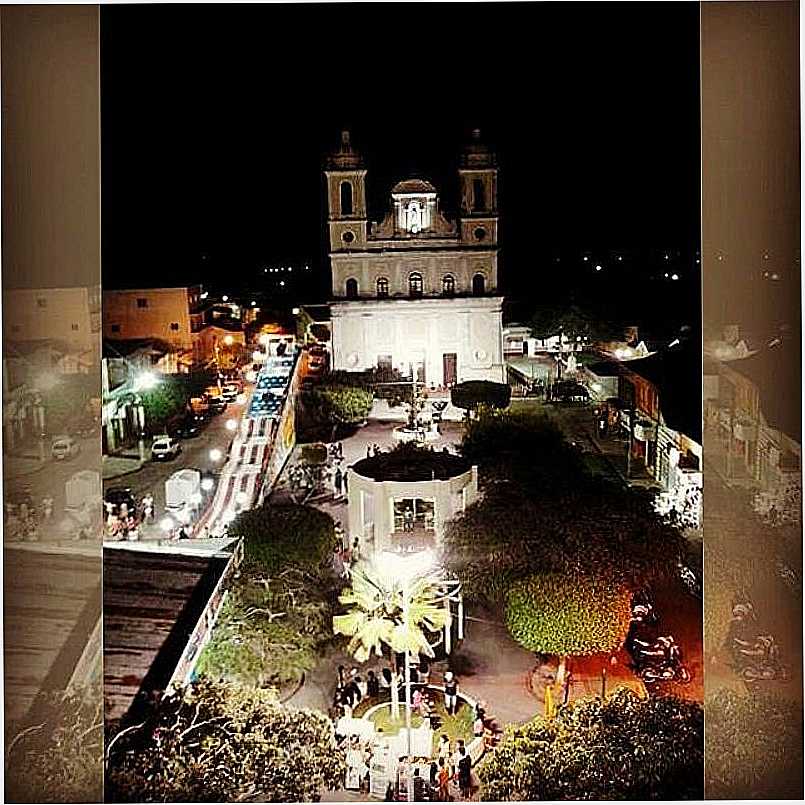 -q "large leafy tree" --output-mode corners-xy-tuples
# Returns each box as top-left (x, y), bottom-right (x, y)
(138, 377), (190, 433)
(228, 502), (336, 574)
(5, 686), (103, 803)
(480, 687), (703, 801)
(450, 380), (511, 413)
(706, 687), (803, 799)
(106, 680), (345, 802)
(302, 384), (373, 426)
(529, 302), (609, 345)
(505, 572), (631, 673)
